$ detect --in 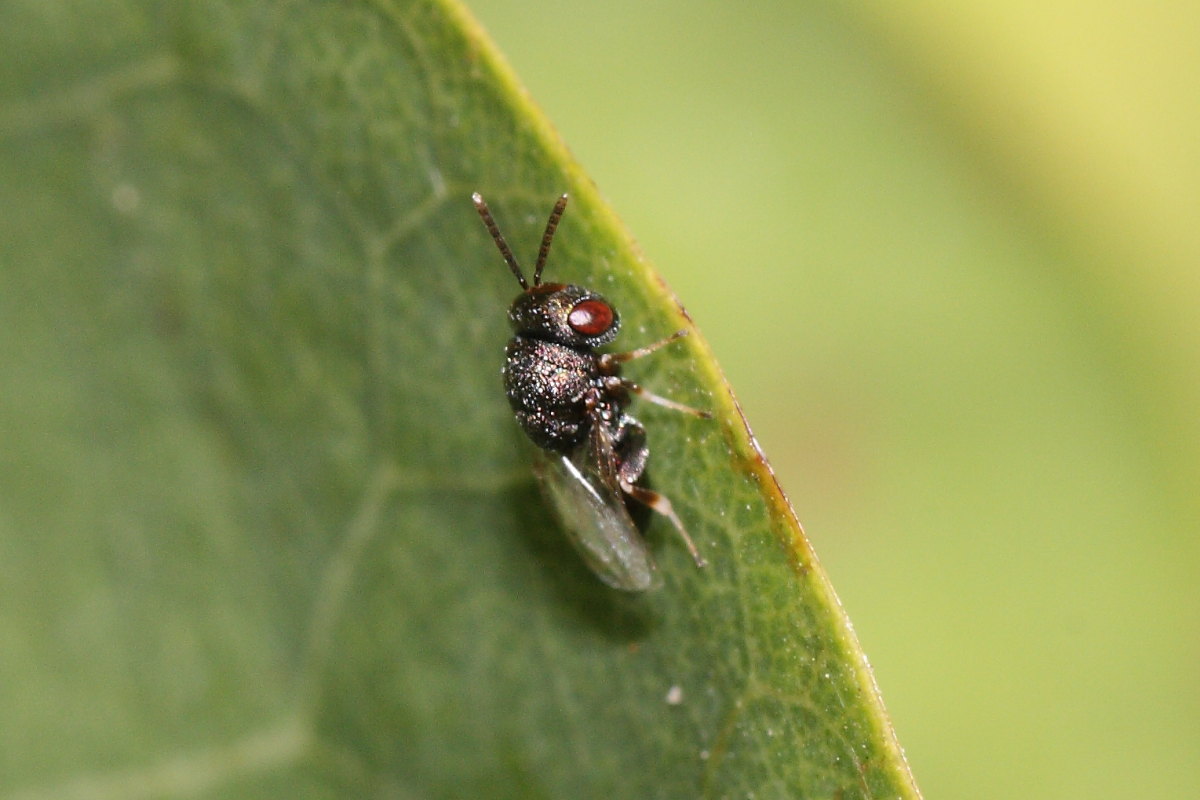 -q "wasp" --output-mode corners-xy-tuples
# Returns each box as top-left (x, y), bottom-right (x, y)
(472, 192), (708, 591)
